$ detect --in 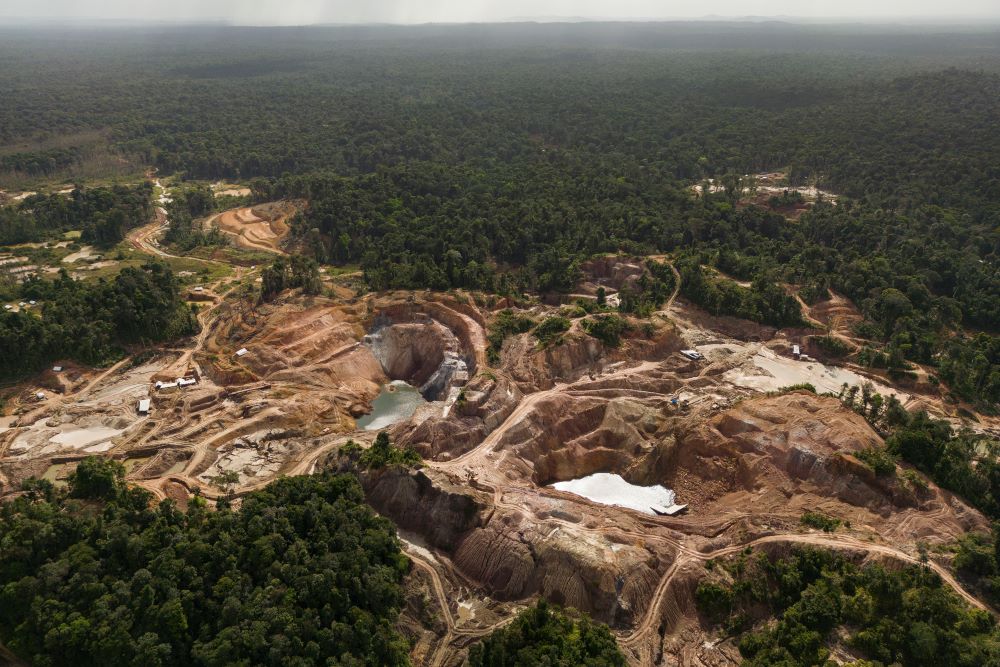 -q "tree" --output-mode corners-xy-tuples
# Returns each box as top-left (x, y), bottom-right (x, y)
(353, 431), (422, 469)
(469, 601), (626, 667)
(69, 456), (126, 501)
(210, 470), (240, 501)
(0, 472), (412, 666)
